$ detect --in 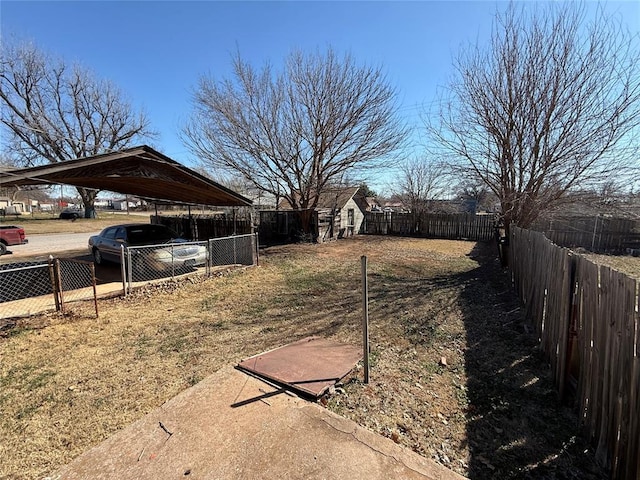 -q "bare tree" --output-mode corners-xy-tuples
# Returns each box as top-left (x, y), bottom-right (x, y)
(430, 3), (640, 232)
(456, 179), (498, 213)
(182, 47), (408, 231)
(394, 157), (448, 215)
(0, 40), (154, 217)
